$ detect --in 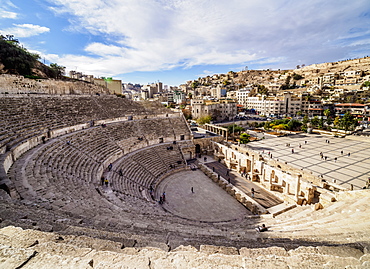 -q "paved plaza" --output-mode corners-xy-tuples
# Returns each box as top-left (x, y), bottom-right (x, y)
(243, 133), (370, 189)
